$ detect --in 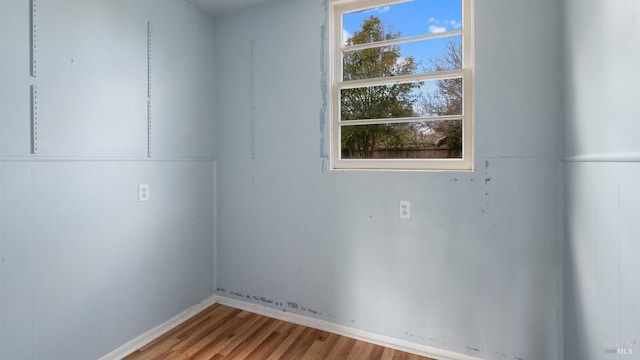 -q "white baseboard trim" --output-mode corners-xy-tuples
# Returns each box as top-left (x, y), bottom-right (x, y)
(215, 295), (483, 360)
(98, 295), (218, 360)
(99, 294), (483, 360)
